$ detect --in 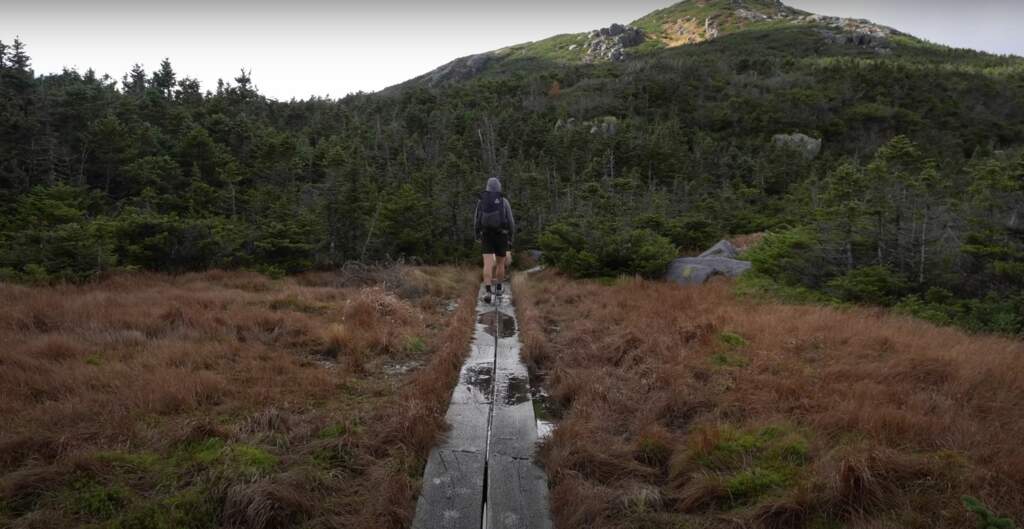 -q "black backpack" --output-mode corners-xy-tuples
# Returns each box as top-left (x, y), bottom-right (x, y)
(479, 190), (507, 230)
